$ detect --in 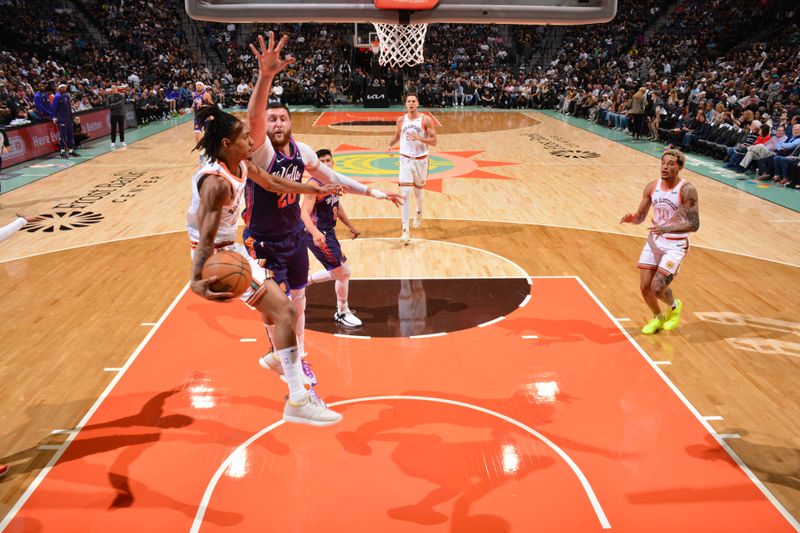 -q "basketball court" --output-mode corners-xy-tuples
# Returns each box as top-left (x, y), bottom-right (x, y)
(1, 0), (800, 531)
